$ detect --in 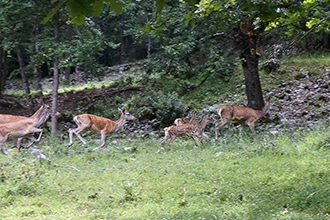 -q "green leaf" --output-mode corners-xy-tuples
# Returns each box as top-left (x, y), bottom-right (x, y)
(155, 0), (167, 12)
(91, 0), (104, 17)
(108, 0), (124, 14)
(306, 18), (321, 29)
(42, 0), (66, 24)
